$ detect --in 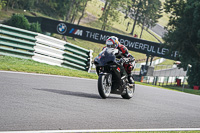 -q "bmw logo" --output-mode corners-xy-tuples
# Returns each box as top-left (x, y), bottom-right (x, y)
(57, 23), (67, 34)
